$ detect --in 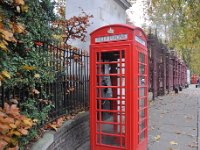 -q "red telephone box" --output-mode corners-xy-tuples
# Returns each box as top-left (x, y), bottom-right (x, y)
(90, 24), (148, 150)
